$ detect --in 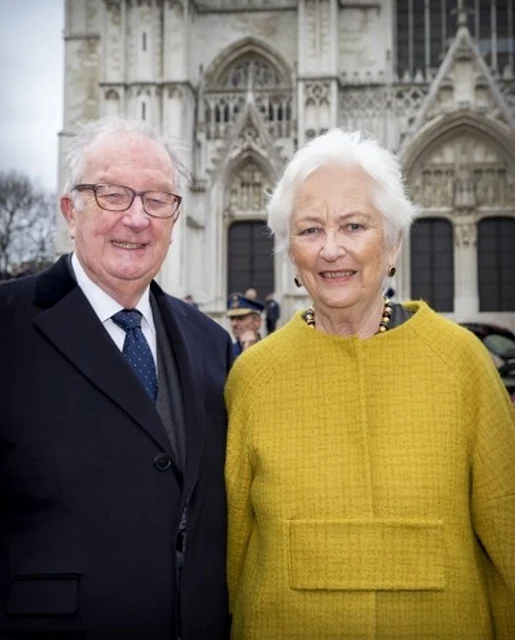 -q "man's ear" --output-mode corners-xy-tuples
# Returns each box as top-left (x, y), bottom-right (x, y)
(60, 195), (77, 239)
